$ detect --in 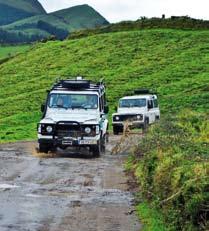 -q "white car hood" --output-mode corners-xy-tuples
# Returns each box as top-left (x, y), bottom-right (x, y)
(40, 109), (100, 124)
